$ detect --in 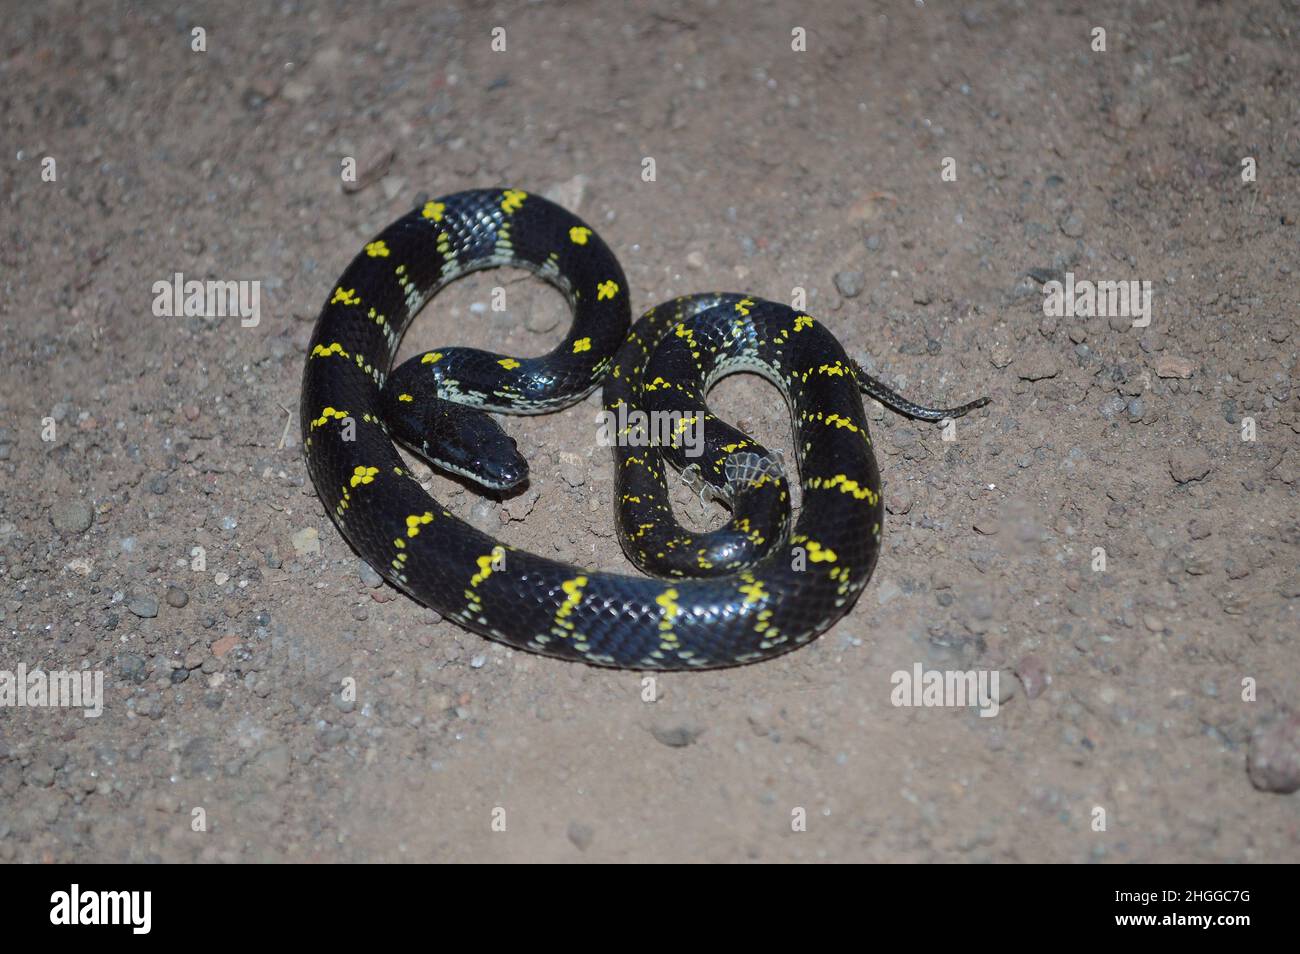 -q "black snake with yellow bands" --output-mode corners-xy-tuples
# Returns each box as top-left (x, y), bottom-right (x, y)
(301, 188), (987, 669)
